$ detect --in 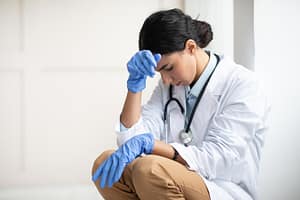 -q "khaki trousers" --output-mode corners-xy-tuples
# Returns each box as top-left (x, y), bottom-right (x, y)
(92, 150), (210, 200)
